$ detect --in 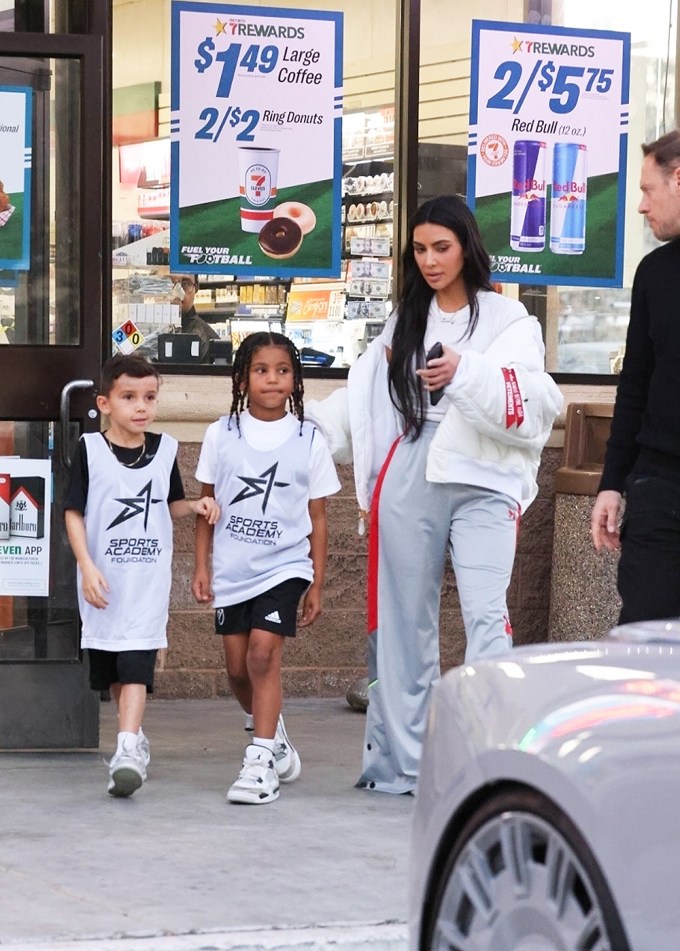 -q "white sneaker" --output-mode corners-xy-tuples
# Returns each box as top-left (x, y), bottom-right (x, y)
(274, 714), (301, 783)
(138, 731), (150, 781)
(107, 740), (145, 798)
(227, 744), (279, 804)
